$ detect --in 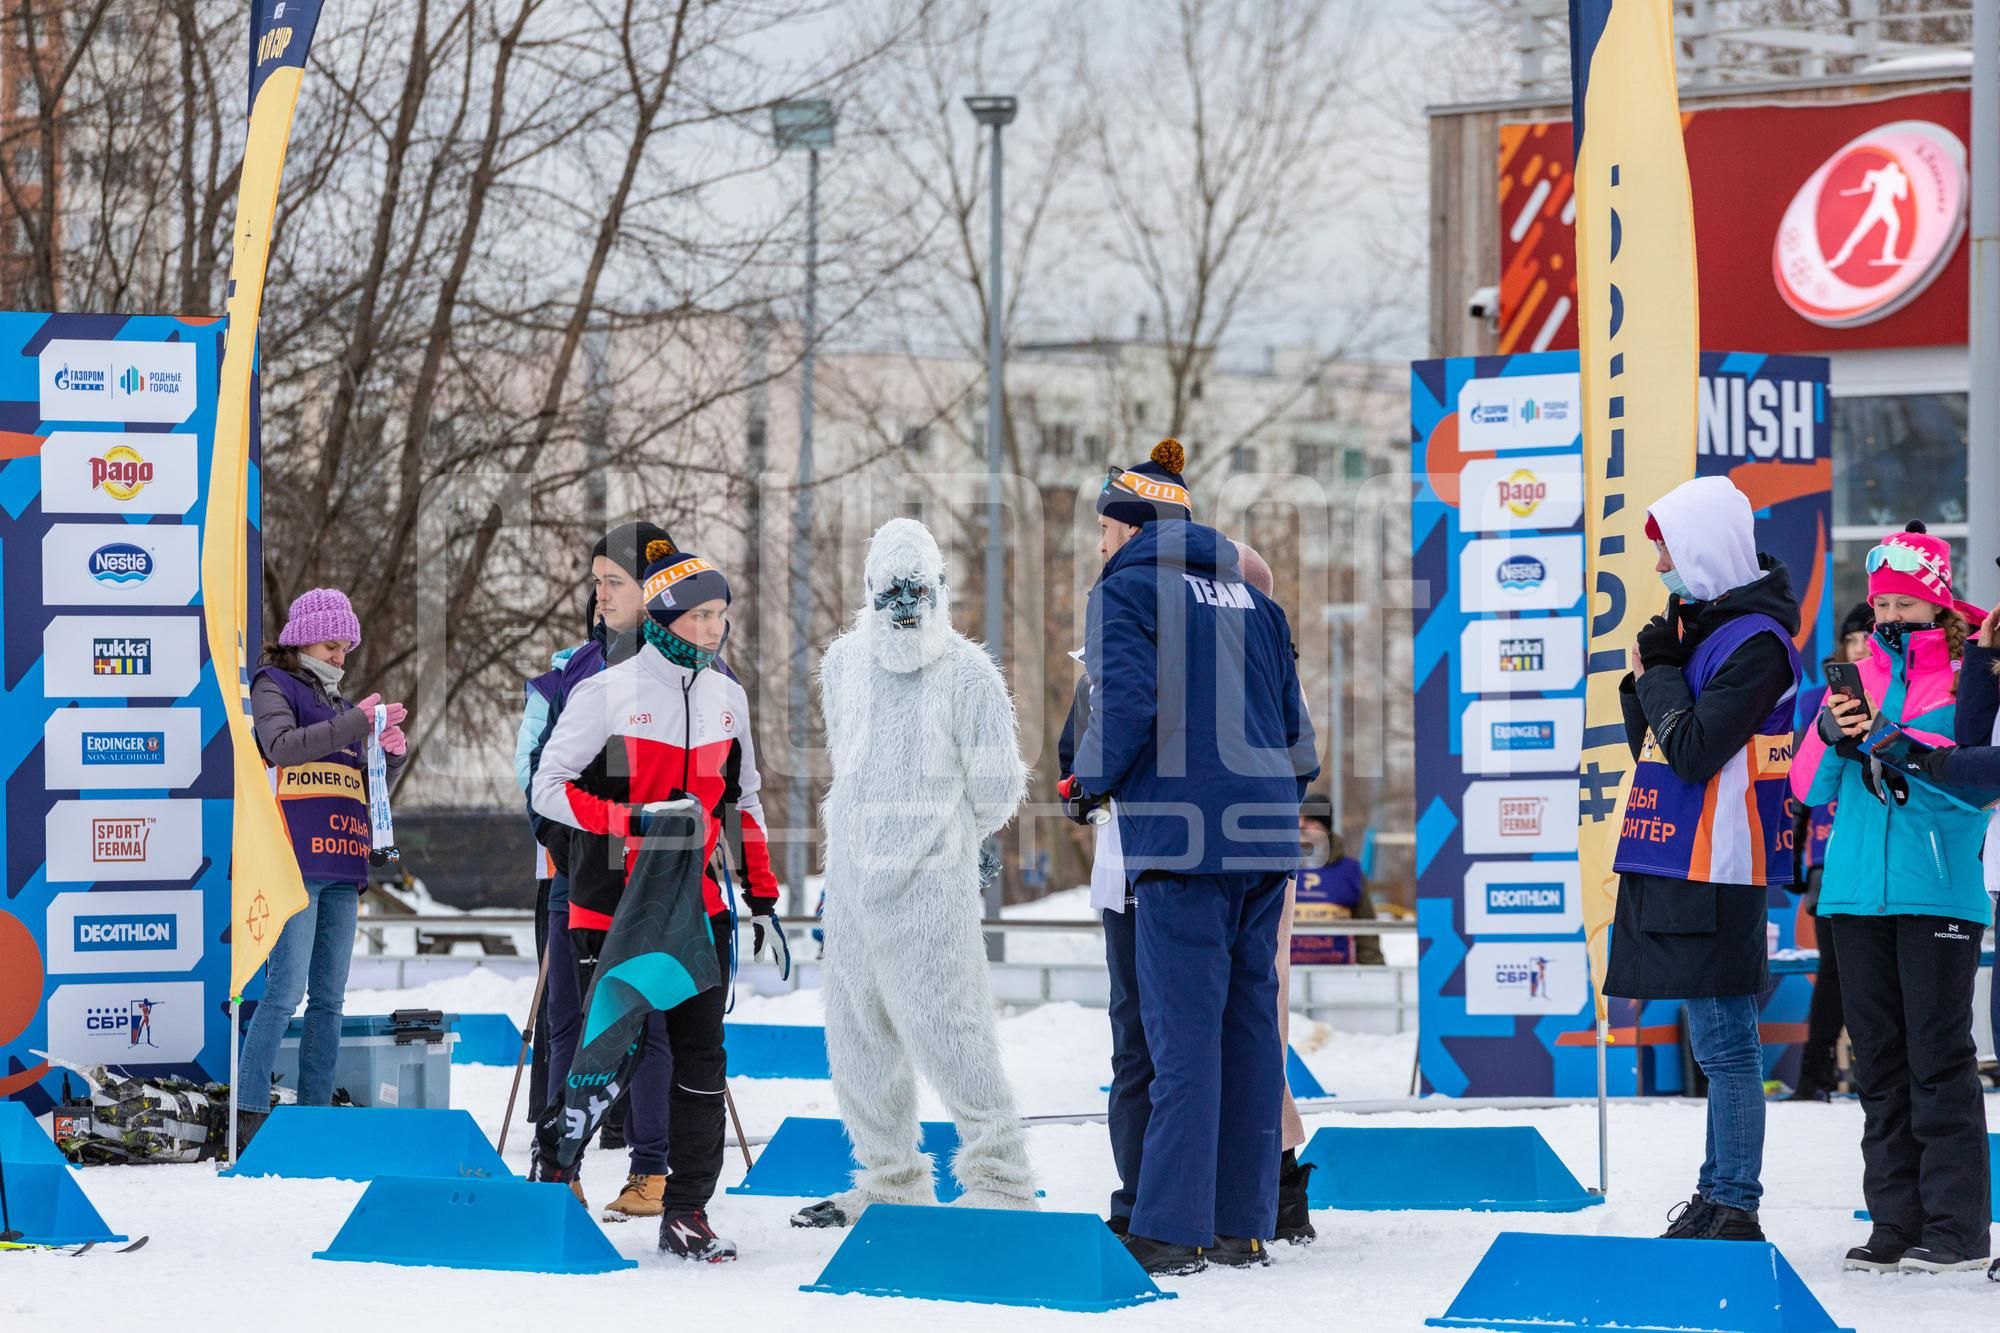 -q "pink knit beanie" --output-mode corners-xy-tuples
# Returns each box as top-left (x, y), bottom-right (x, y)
(278, 587), (362, 650)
